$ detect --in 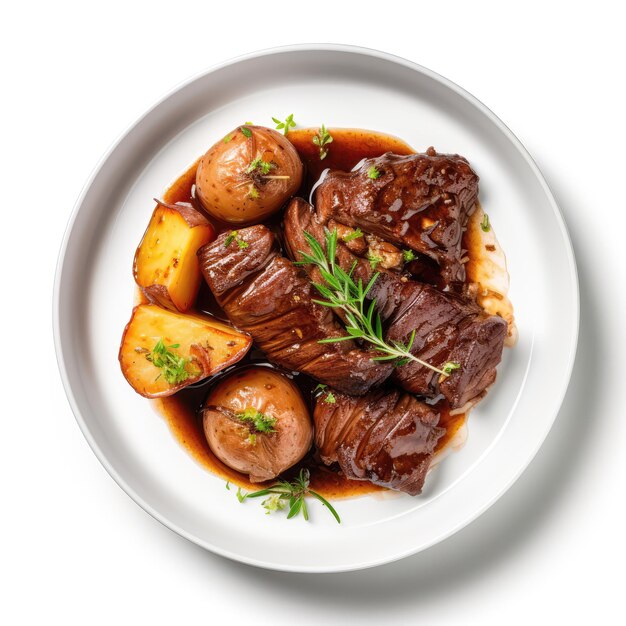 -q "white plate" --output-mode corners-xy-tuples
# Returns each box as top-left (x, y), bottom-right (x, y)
(53, 44), (579, 572)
